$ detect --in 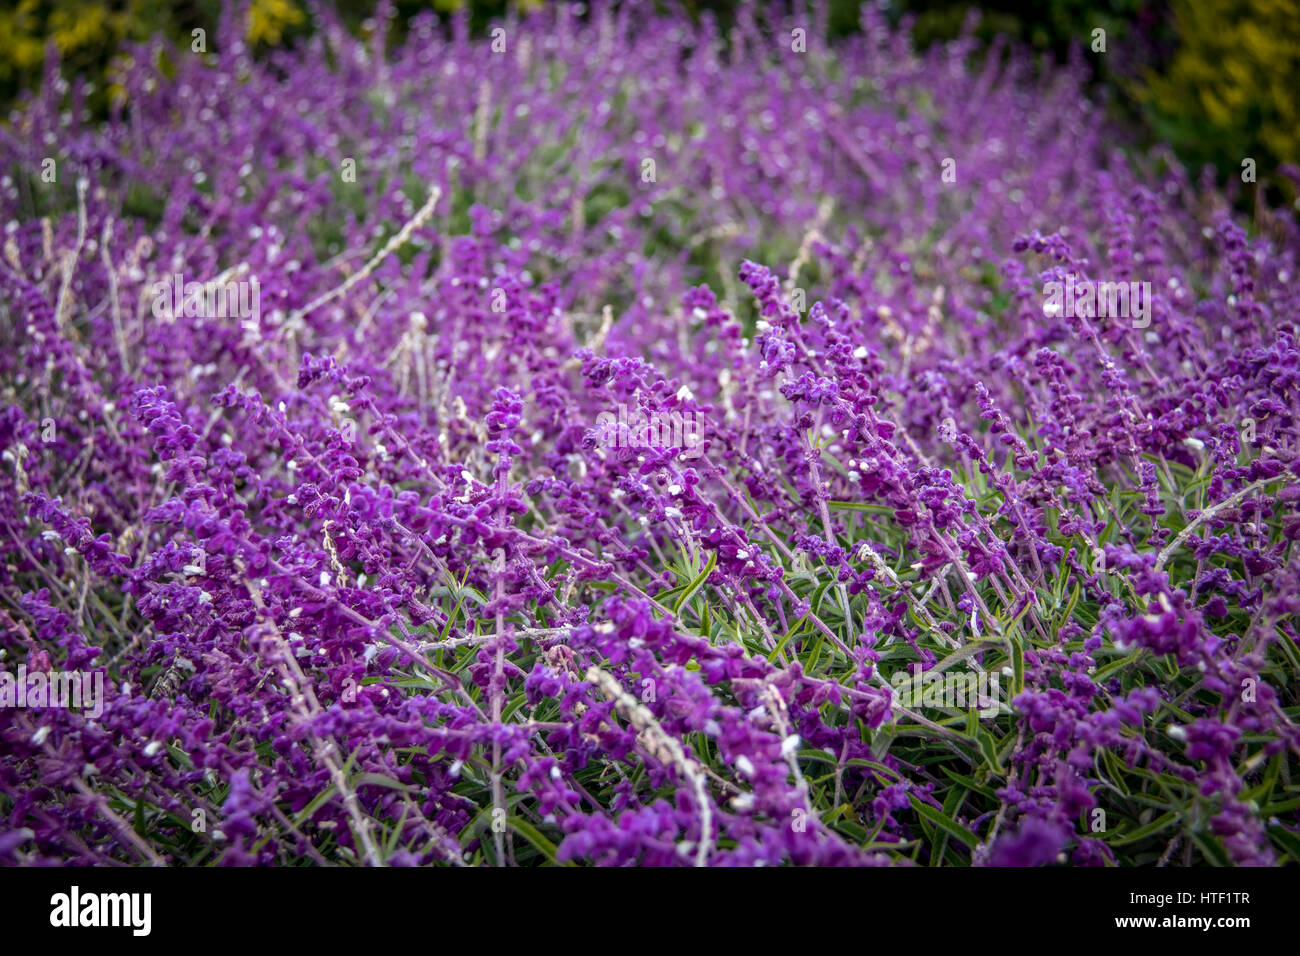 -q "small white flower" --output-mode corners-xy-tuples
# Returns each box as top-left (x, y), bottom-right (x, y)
(143, 741), (164, 758)
(736, 755), (756, 778)
(781, 734), (801, 758)
(31, 726), (52, 746)
(853, 346), (869, 359)
(1167, 724), (1187, 741)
